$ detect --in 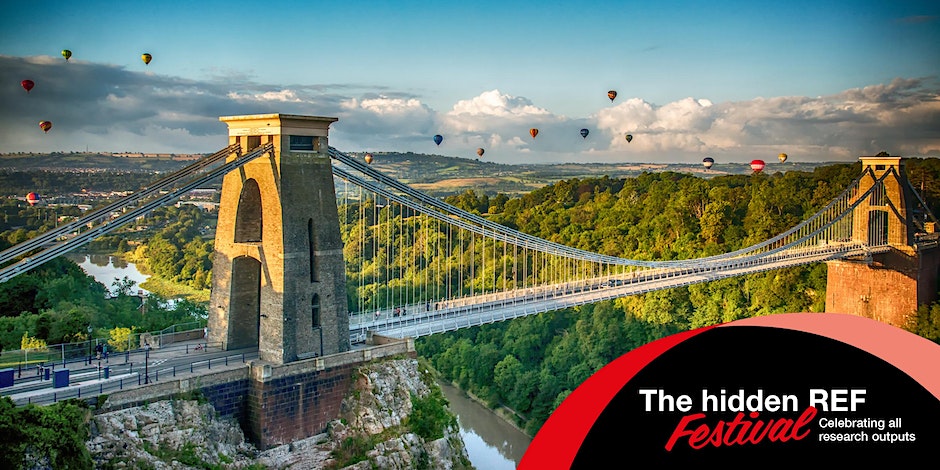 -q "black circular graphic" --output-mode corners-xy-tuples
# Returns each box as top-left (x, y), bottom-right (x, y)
(572, 326), (939, 466)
